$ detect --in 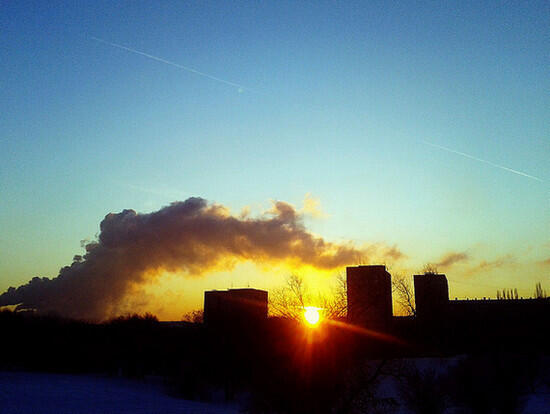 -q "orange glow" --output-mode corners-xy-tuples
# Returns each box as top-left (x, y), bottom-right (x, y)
(325, 318), (406, 344)
(303, 306), (321, 327)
